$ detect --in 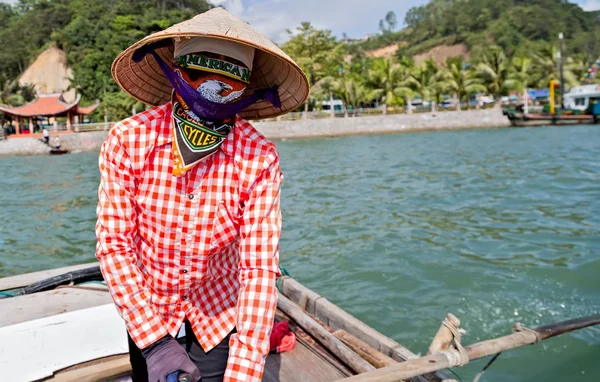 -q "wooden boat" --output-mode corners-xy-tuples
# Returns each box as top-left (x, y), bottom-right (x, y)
(50, 148), (69, 155)
(1, 264), (598, 382)
(0, 263), (440, 382)
(503, 110), (599, 127)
